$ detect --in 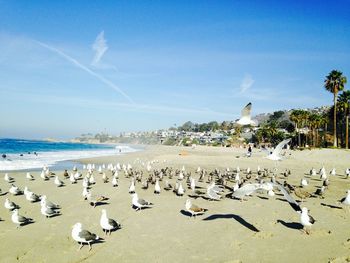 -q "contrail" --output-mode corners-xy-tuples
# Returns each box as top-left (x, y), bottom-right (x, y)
(35, 40), (135, 104)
